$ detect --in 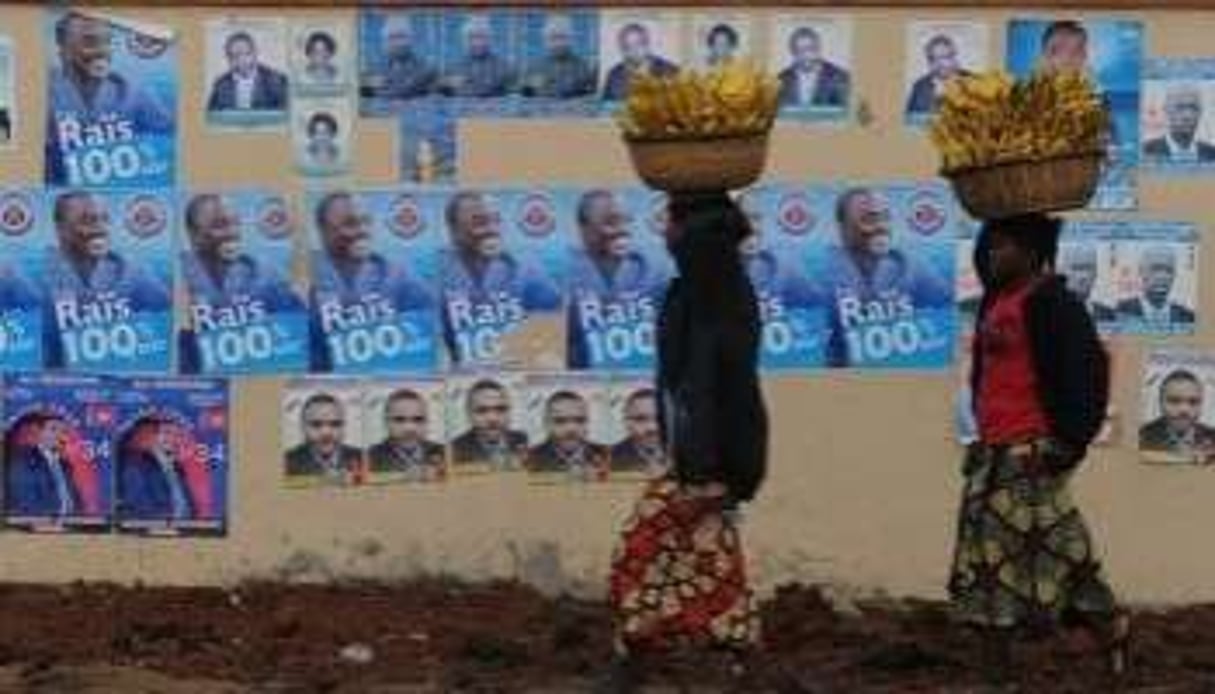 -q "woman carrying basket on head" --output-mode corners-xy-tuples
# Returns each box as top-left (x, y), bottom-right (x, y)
(949, 213), (1130, 685)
